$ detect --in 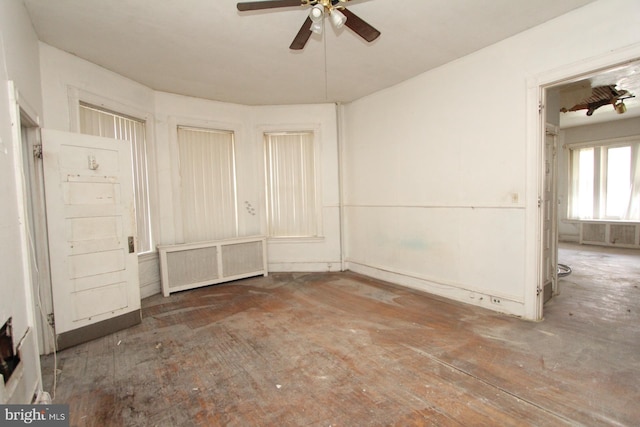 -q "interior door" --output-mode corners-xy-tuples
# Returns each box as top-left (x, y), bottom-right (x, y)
(42, 129), (140, 348)
(542, 124), (559, 303)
